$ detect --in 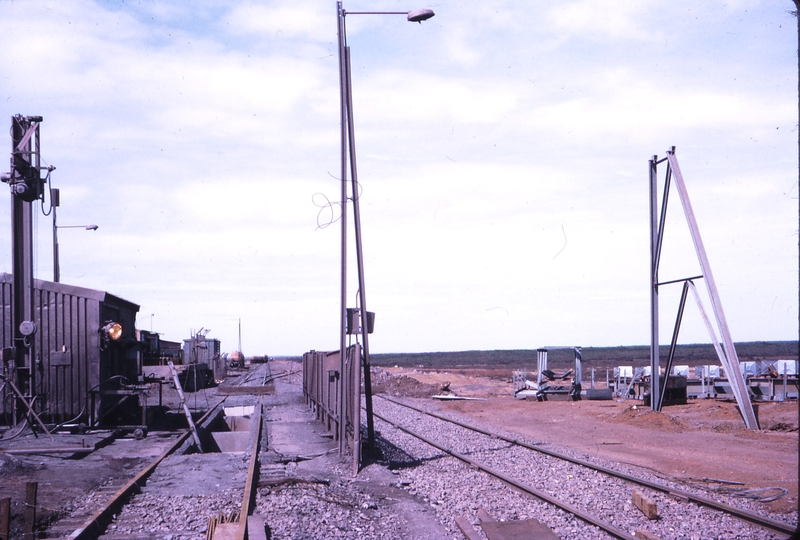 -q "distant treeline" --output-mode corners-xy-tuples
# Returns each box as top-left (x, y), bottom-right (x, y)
(371, 341), (799, 370)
